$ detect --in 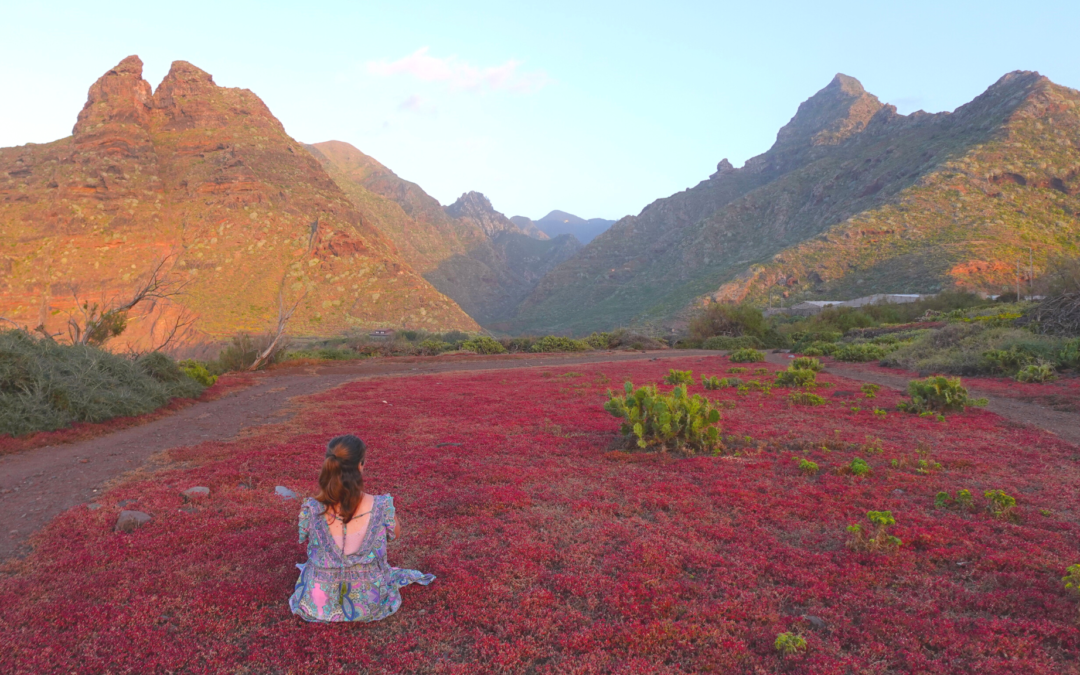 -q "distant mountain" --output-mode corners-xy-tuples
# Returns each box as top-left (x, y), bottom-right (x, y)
(519, 210), (616, 244)
(307, 142), (581, 324)
(506, 215), (550, 240)
(504, 71), (1080, 335)
(0, 56), (478, 350)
